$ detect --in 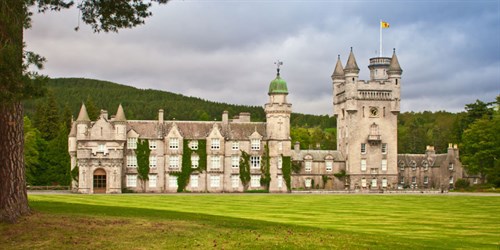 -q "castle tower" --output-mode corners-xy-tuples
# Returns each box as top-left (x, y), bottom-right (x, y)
(333, 48), (402, 190)
(265, 61), (292, 192)
(113, 104), (127, 141)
